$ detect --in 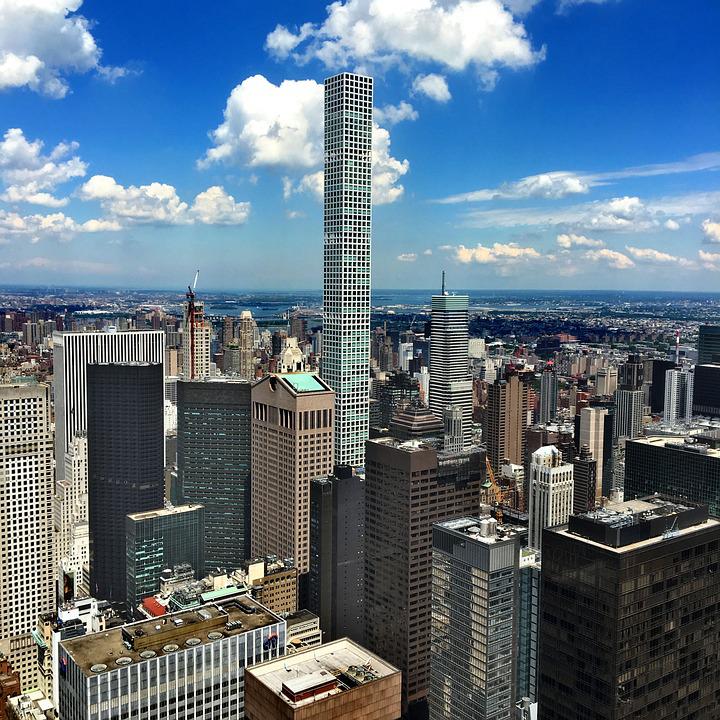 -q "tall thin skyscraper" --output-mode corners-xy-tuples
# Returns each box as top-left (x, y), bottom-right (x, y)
(0, 382), (55, 690)
(52, 329), (164, 482)
(538, 363), (558, 423)
(663, 366), (694, 423)
(614, 388), (644, 441)
(87, 364), (165, 603)
(236, 310), (256, 380)
(322, 72), (373, 468)
(429, 291), (473, 448)
(182, 288), (212, 380)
